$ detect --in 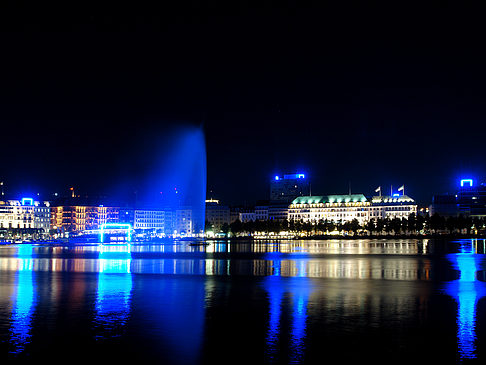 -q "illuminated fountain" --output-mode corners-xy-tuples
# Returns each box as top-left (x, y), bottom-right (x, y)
(443, 240), (486, 361)
(137, 125), (207, 238)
